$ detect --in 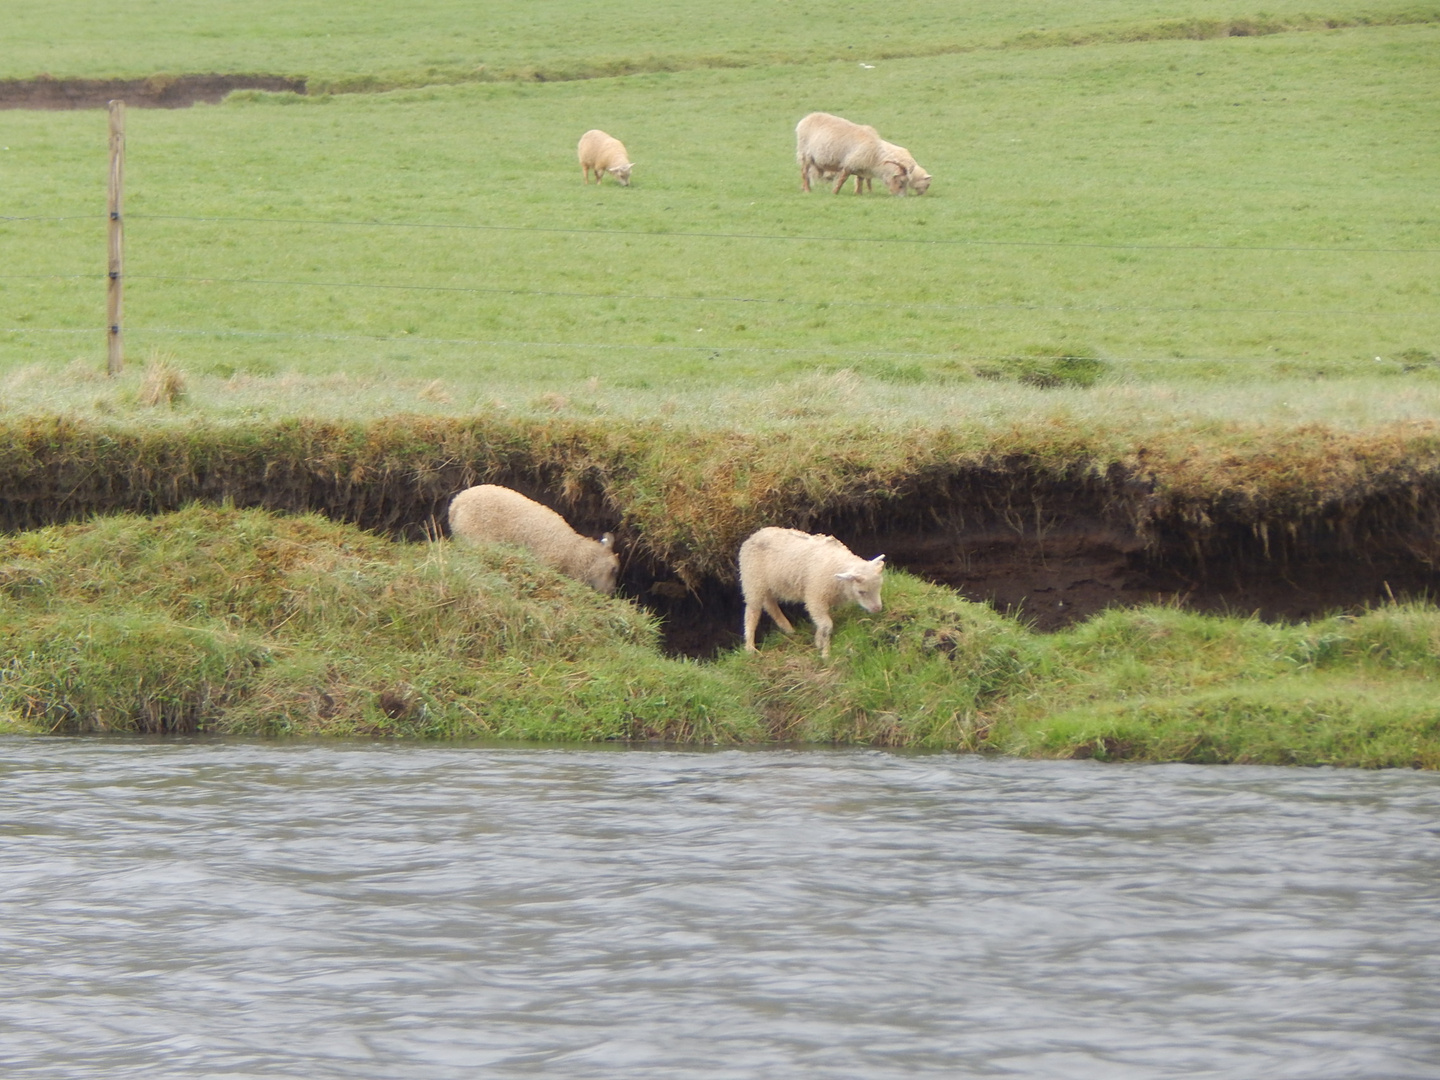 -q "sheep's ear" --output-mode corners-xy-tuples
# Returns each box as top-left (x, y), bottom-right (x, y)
(600, 532), (616, 550)
(870, 554), (886, 567)
(835, 570), (858, 582)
